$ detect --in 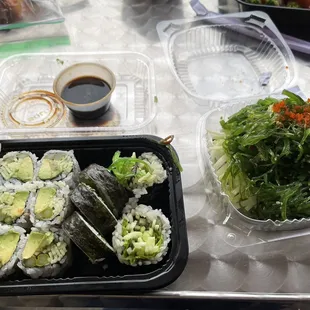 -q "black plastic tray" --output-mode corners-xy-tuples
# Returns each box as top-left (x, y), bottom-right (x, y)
(235, 0), (310, 41)
(0, 135), (188, 296)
